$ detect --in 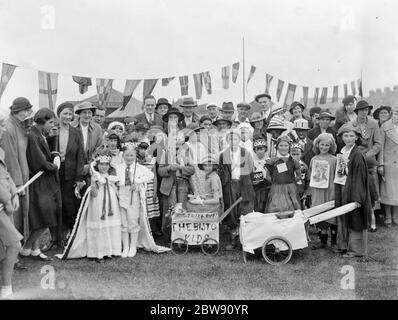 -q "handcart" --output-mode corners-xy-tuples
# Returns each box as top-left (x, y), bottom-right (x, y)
(239, 201), (360, 265)
(170, 197), (242, 256)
